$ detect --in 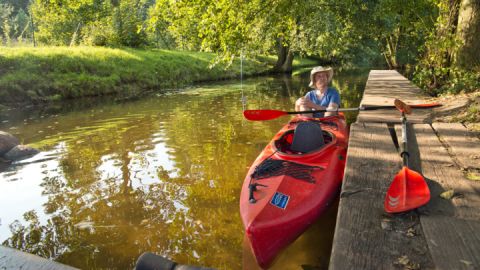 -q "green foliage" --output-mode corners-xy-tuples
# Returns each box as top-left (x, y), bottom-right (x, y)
(0, 0), (31, 45)
(147, 0), (441, 69)
(148, 0), (356, 68)
(465, 103), (479, 123)
(111, 0), (149, 47)
(0, 1), (31, 45)
(31, 0), (85, 45)
(414, 66), (480, 95)
(0, 0), (459, 73)
(0, 2), (13, 44)
(1, 0), (30, 12)
(413, 0), (479, 96)
(145, 0), (175, 48)
(1, 0), (477, 92)
(148, 0), (203, 50)
(331, 0), (437, 68)
(30, 0), (151, 47)
(81, 18), (114, 46)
